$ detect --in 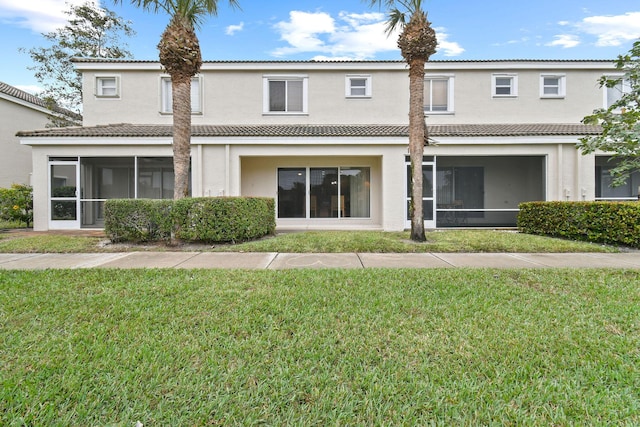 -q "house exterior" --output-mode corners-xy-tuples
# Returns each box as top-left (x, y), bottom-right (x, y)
(0, 82), (80, 188)
(17, 58), (639, 231)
